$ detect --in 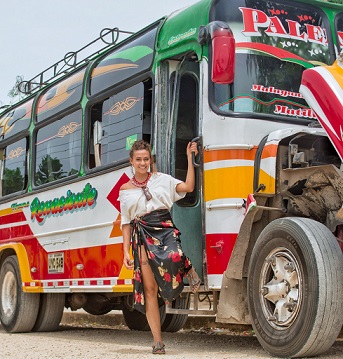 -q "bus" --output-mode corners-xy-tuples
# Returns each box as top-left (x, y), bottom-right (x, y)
(0, 0), (343, 357)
